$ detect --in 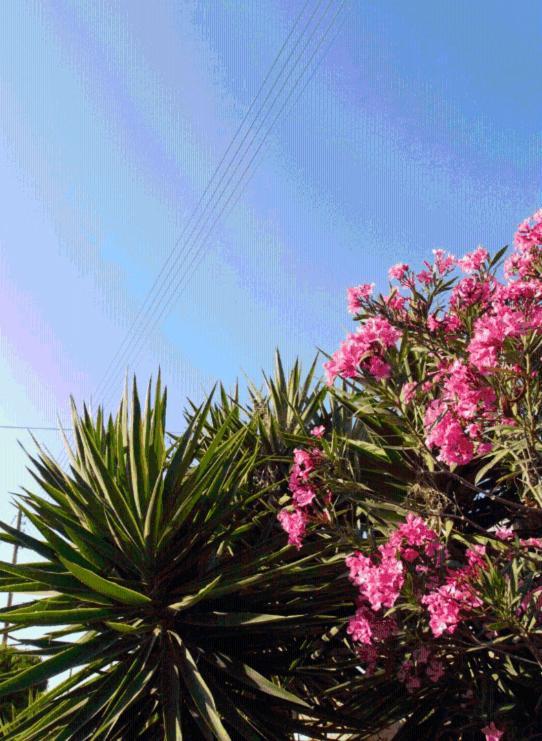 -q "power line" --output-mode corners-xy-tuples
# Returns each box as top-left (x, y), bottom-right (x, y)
(57, 0), (330, 468)
(96, 0), (343, 416)
(0, 425), (73, 432)
(121, 1), (347, 385)
(57, 0), (348, 467)
(91, 0), (320, 411)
